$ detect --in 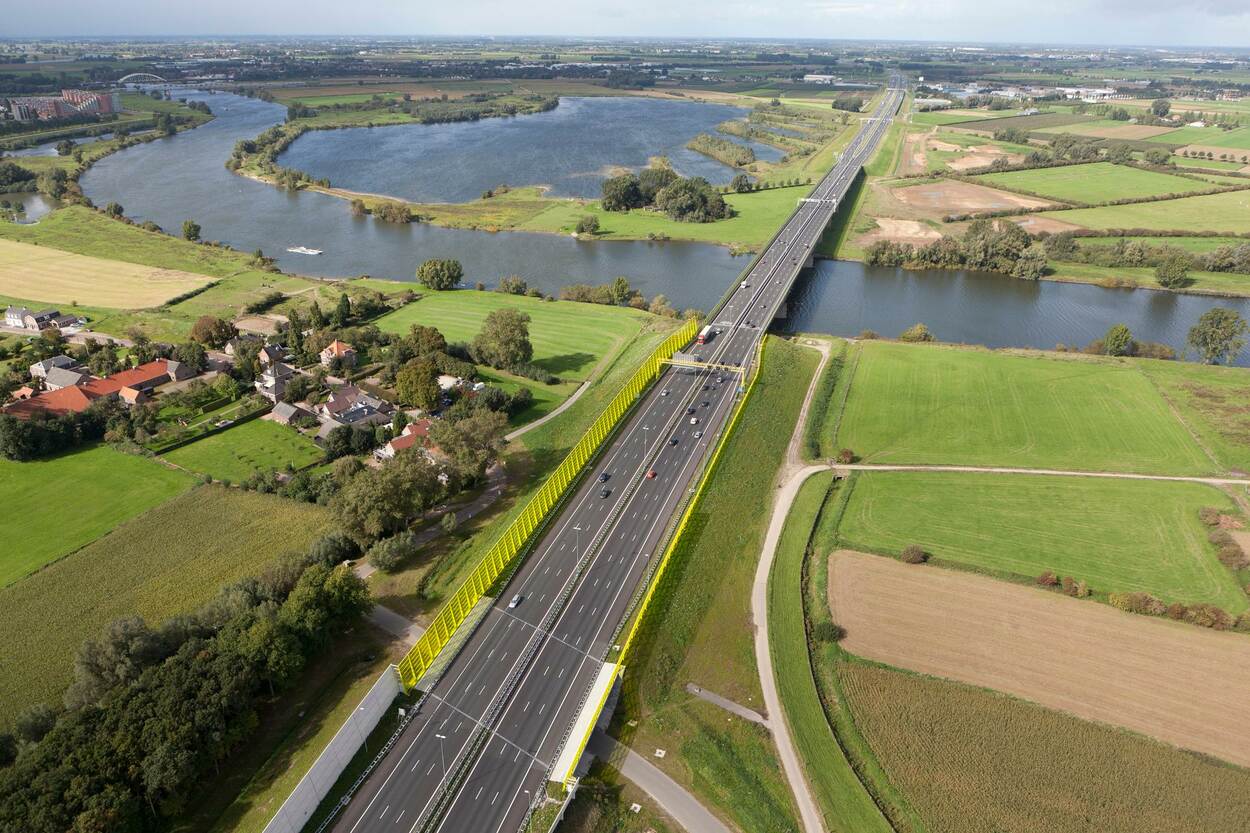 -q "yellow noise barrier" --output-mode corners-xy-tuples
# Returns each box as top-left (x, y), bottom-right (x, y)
(397, 318), (699, 691)
(555, 336), (768, 786)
